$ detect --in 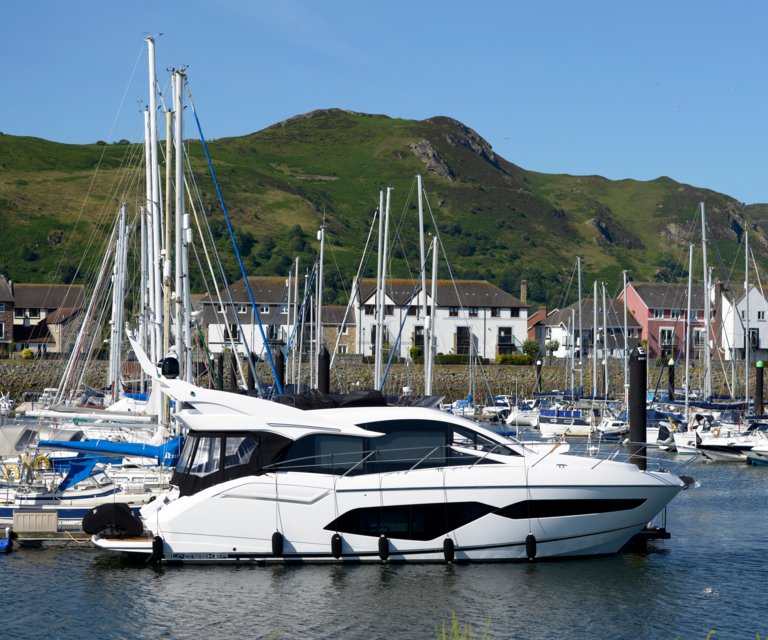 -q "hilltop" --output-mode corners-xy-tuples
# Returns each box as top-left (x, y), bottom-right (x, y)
(0, 110), (764, 307)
